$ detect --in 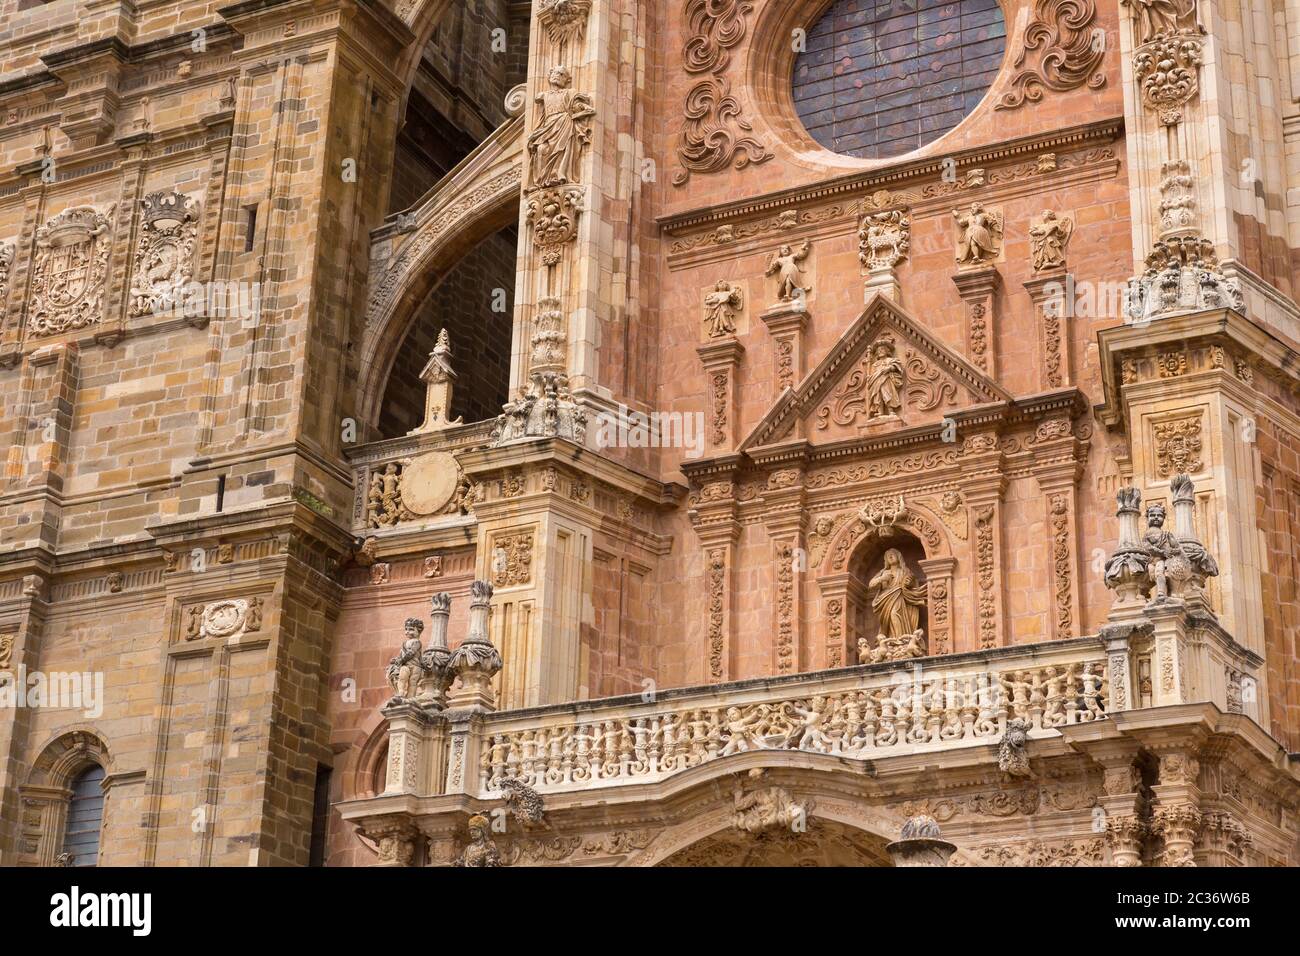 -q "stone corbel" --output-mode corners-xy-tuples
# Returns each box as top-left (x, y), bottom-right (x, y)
(951, 266), (1001, 379)
(696, 337), (745, 450)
